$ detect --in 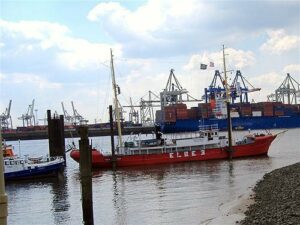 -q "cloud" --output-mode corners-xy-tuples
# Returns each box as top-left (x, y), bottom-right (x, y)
(260, 29), (300, 54)
(0, 19), (121, 71)
(283, 64), (300, 74)
(184, 48), (255, 71)
(248, 72), (283, 101)
(2, 72), (62, 89)
(87, 0), (300, 57)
